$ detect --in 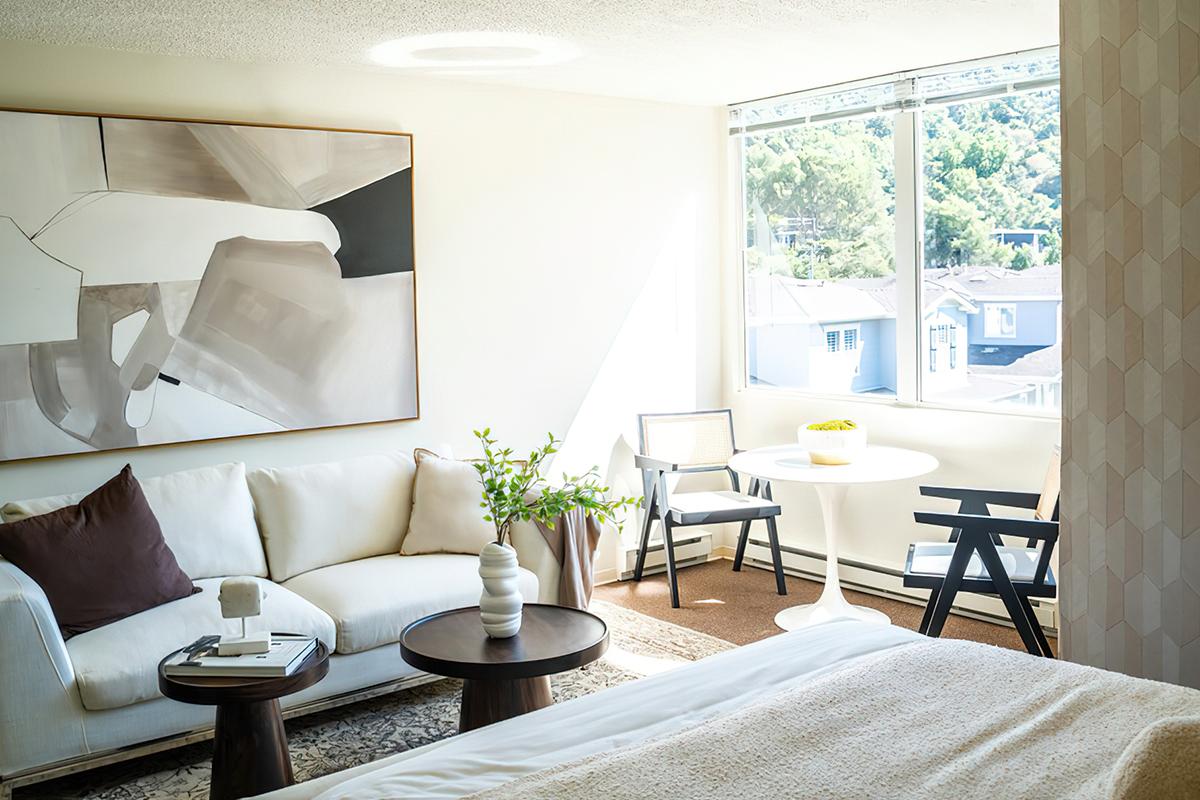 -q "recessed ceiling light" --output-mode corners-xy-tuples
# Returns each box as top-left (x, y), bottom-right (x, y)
(369, 32), (580, 70)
